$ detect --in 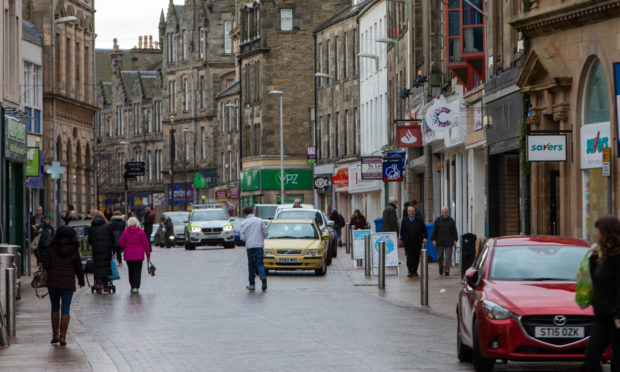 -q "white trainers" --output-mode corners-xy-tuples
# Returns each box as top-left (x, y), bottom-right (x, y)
(130, 288), (139, 293)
